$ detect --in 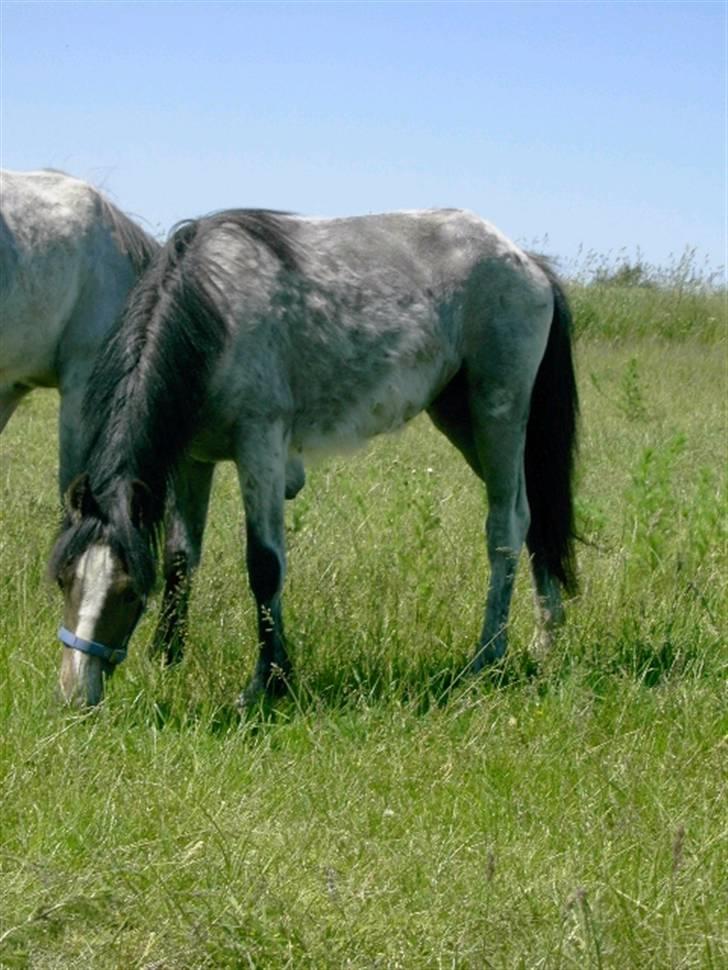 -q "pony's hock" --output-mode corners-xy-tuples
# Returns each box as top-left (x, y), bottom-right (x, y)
(48, 206), (578, 707)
